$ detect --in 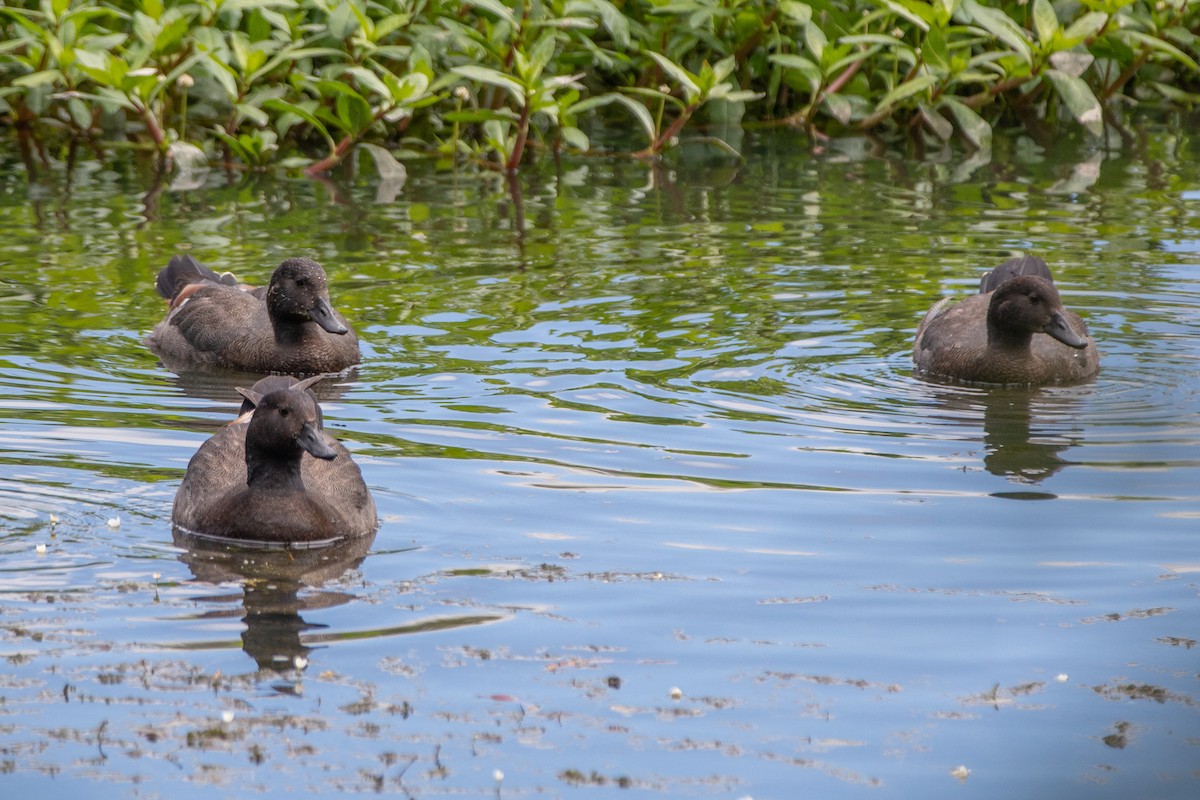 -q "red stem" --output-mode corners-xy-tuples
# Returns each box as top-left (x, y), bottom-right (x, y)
(506, 101), (532, 173)
(304, 134), (356, 176)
